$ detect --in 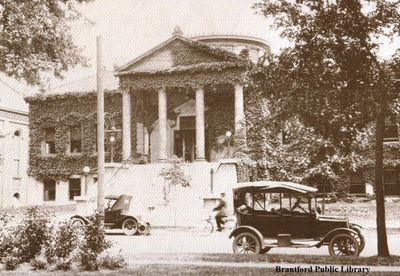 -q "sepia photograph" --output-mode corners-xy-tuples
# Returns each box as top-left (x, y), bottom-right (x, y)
(0, 0), (399, 275)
